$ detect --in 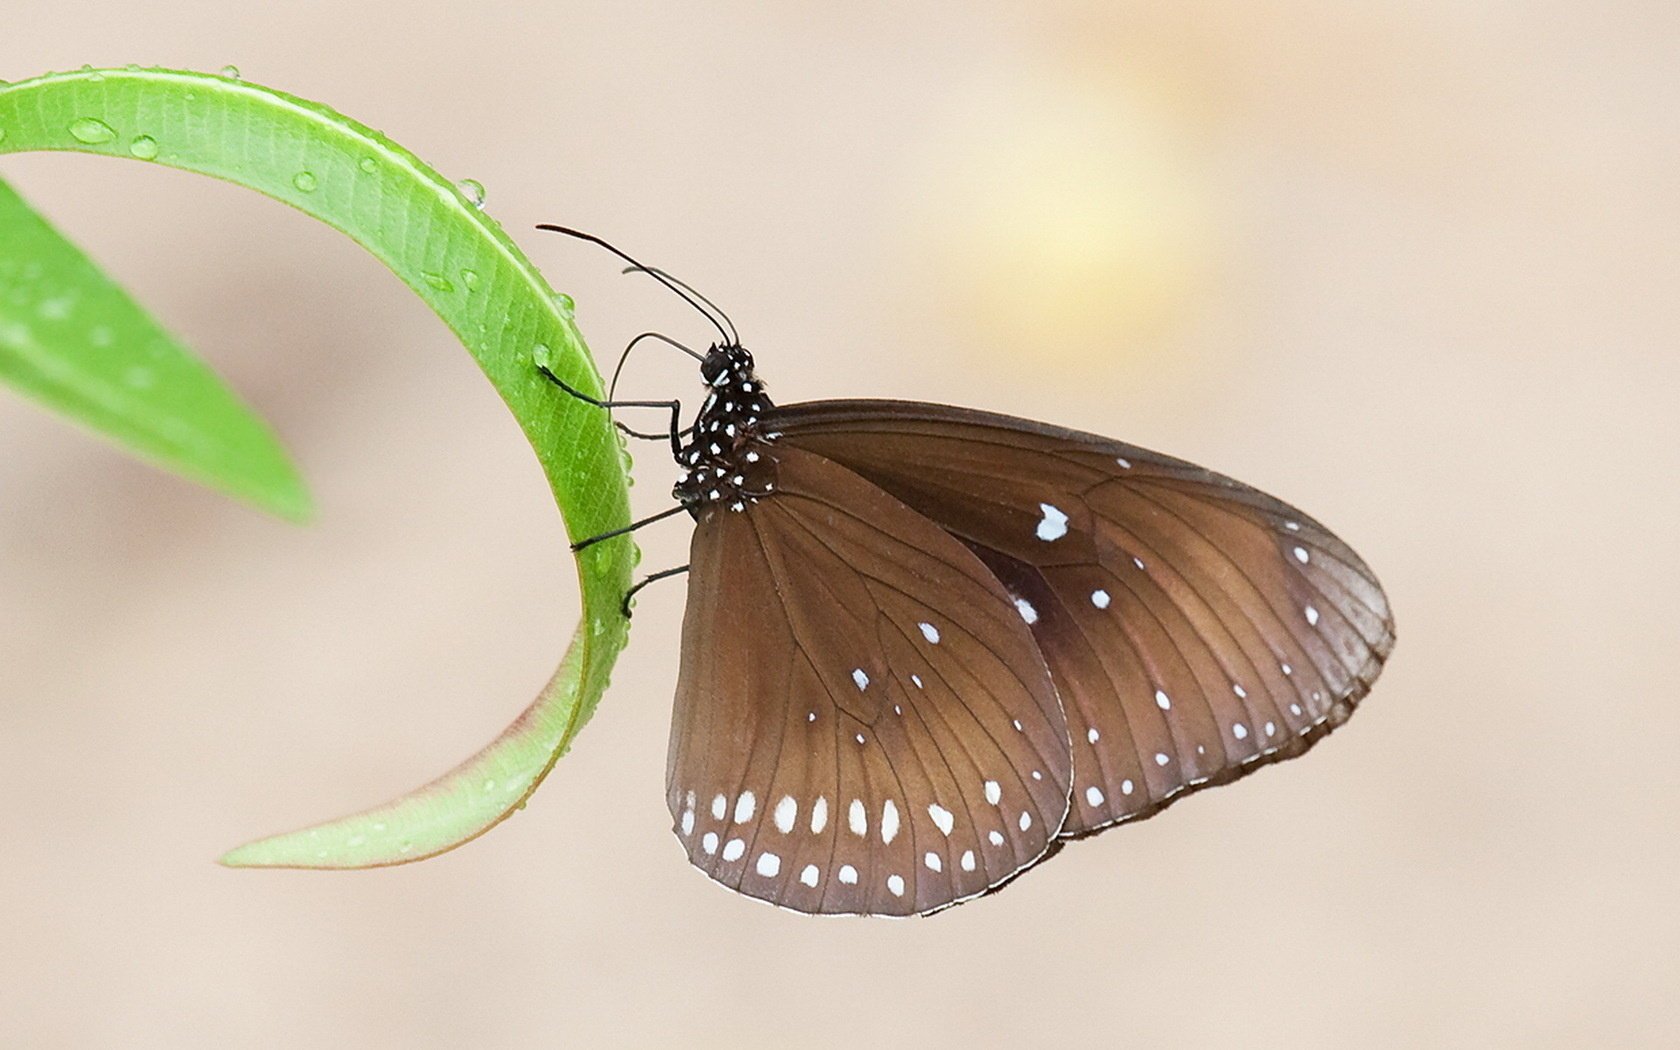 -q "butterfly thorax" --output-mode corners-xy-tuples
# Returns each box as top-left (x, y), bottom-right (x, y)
(672, 344), (778, 516)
